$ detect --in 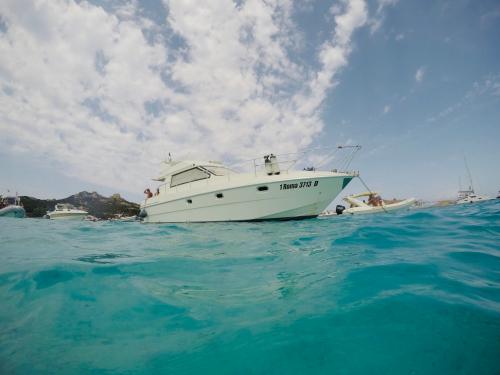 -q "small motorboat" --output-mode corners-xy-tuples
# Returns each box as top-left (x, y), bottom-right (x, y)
(0, 195), (25, 218)
(117, 215), (137, 222)
(45, 203), (88, 220)
(109, 214), (137, 222)
(338, 192), (415, 215)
